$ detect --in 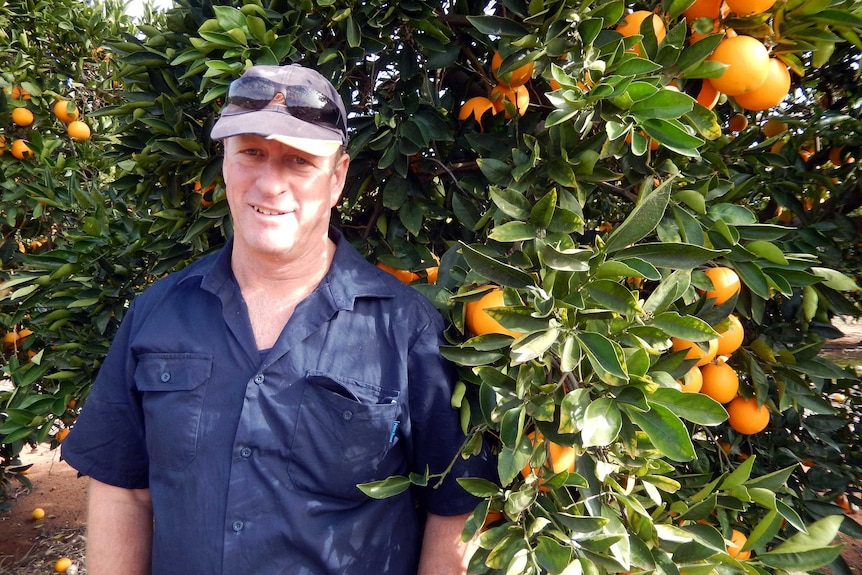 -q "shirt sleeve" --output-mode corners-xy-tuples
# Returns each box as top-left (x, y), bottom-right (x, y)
(407, 311), (497, 516)
(61, 304), (150, 489)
